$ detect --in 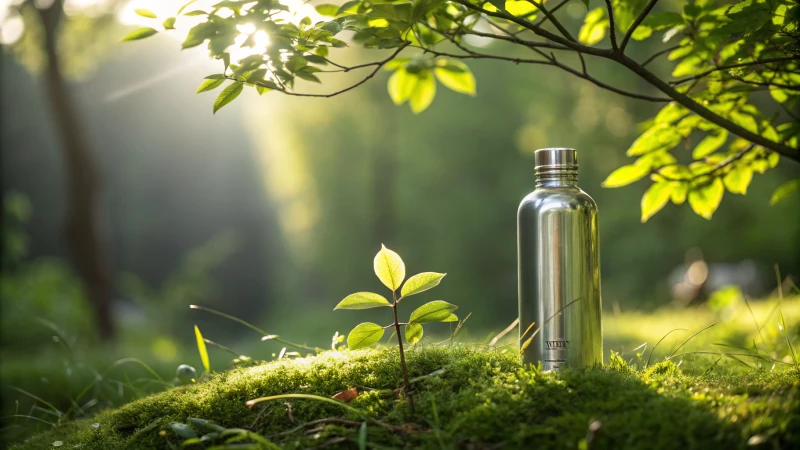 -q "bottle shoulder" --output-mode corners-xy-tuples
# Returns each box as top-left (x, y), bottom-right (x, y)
(518, 187), (598, 214)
